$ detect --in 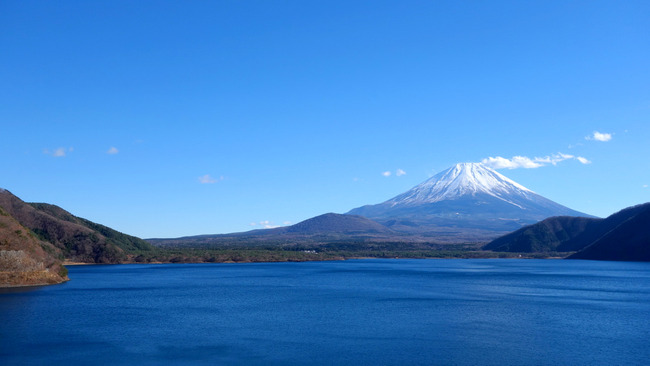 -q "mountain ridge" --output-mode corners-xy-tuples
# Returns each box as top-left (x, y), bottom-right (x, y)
(0, 189), (155, 264)
(150, 163), (593, 246)
(347, 163), (592, 241)
(483, 202), (650, 261)
(567, 203), (650, 261)
(384, 162), (534, 207)
(0, 203), (69, 286)
(147, 213), (411, 247)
